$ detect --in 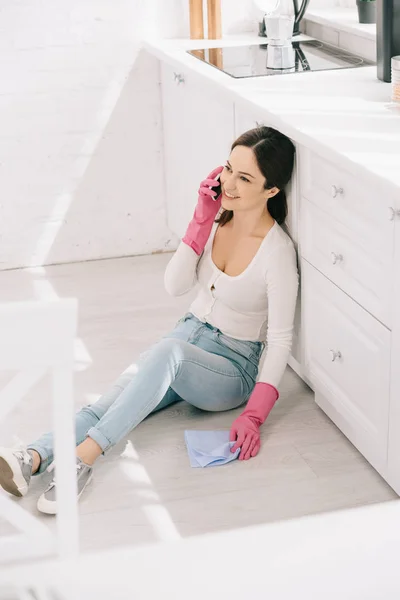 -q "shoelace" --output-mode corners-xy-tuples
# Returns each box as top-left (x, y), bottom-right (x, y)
(14, 449), (32, 466)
